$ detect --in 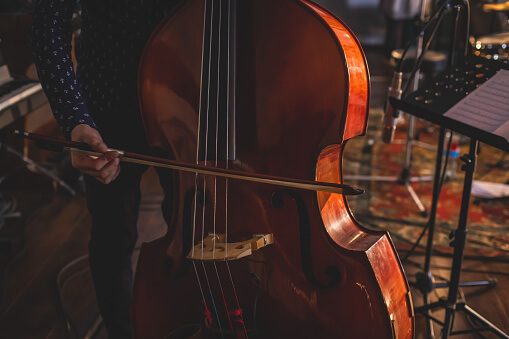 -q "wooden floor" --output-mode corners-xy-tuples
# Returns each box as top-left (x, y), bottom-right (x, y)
(0, 162), (508, 338)
(0, 165), (168, 339)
